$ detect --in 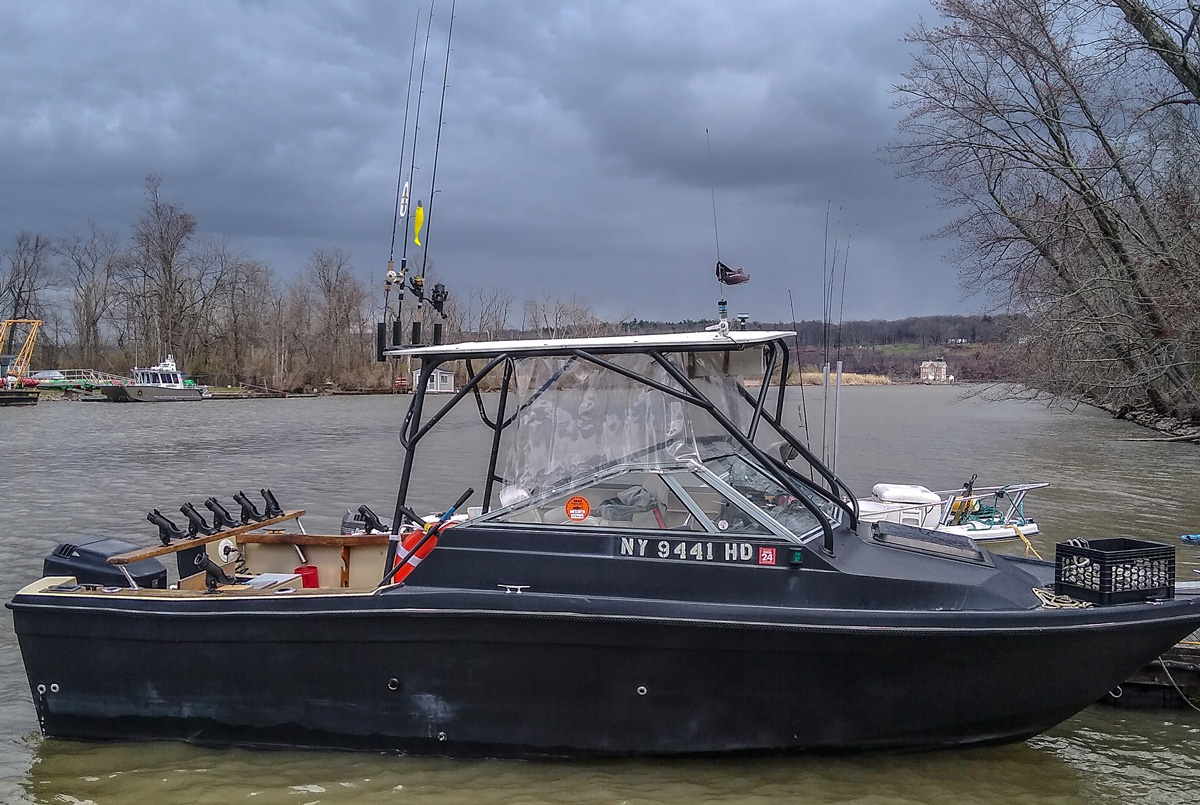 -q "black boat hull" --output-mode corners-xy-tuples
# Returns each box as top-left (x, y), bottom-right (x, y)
(12, 589), (1200, 756)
